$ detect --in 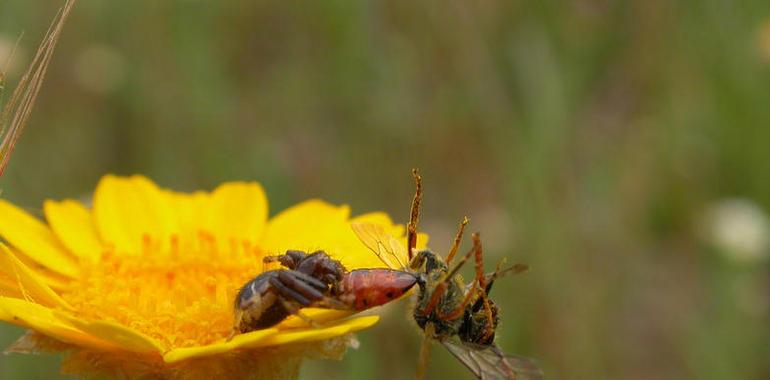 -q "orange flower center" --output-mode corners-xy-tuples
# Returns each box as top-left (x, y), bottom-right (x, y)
(61, 232), (268, 348)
